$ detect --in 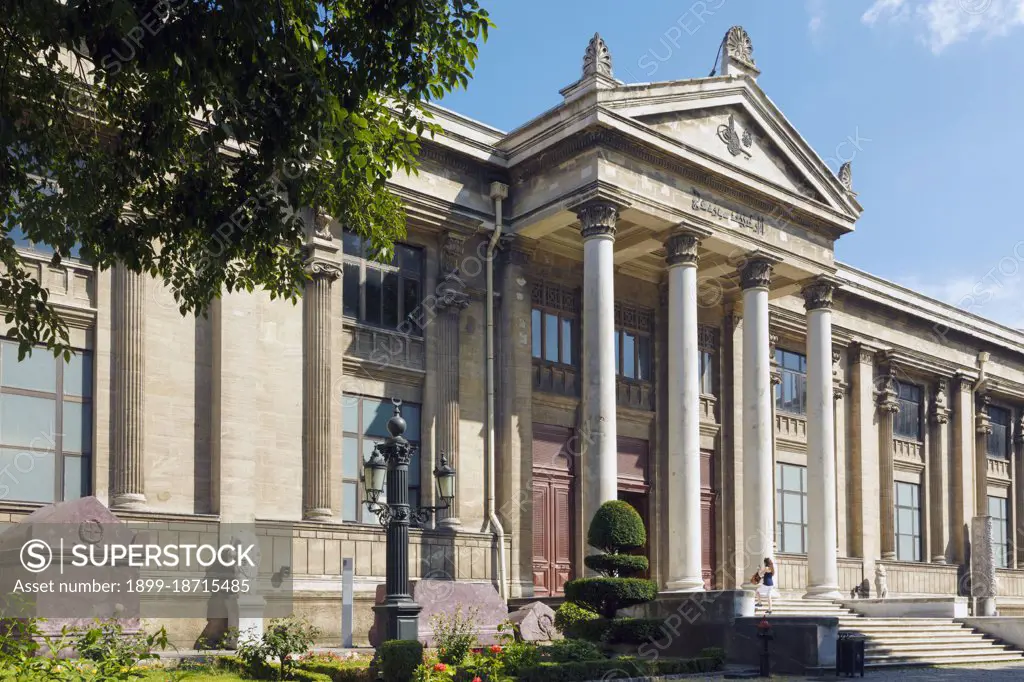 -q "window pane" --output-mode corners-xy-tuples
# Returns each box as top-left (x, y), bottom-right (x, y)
(783, 493), (802, 521)
(342, 263), (360, 317)
(342, 232), (362, 256)
(0, 448), (54, 503)
(531, 310), (542, 359)
(342, 481), (358, 522)
(343, 437), (360, 478)
(784, 524), (804, 553)
(364, 269), (382, 325)
(0, 394), (56, 448)
(622, 333), (636, 379)
(397, 245), (422, 275)
(896, 483), (910, 506)
(638, 336), (651, 381)
(408, 451), (420, 487)
(544, 314), (559, 362)
(64, 352), (92, 398)
(382, 271), (399, 328)
(403, 404), (421, 439)
(561, 318), (573, 365)
(898, 535), (915, 562)
(62, 402), (91, 453)
(614, 332), (620, 375)
(63, 455), (89, 501)
(898, 508), (914, 532)
(362, 399), (392, 437)
(699, 352), (712, 393)
(402, 279), (421, 330)
(2, 342), (56, 392)
(783, 464), (803, 492)
(342, 396), (359, 432)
